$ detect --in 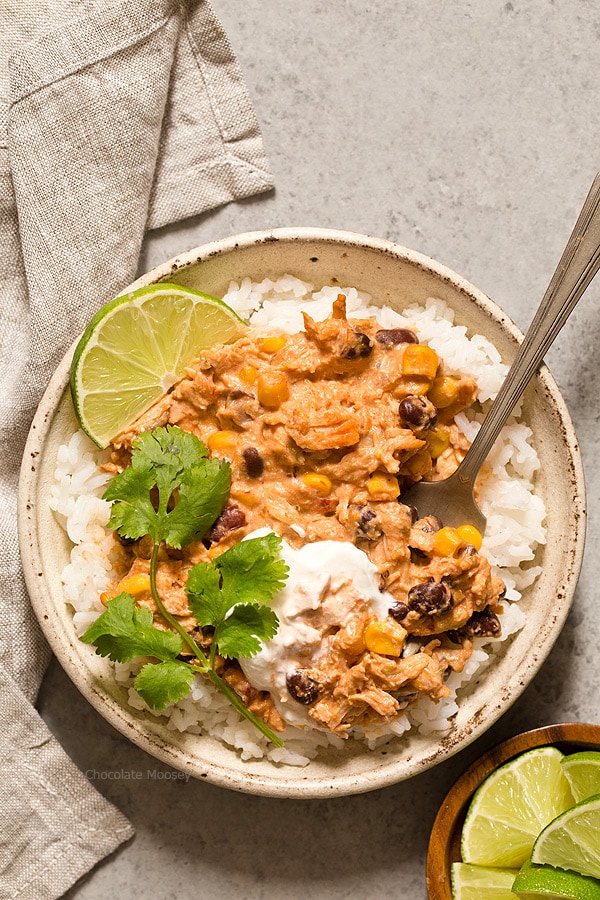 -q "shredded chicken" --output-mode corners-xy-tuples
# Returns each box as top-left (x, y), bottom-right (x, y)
(102, 298), (504, 734)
